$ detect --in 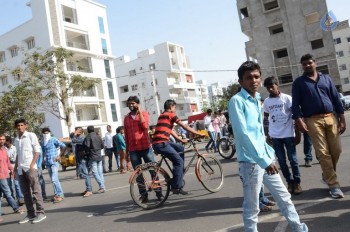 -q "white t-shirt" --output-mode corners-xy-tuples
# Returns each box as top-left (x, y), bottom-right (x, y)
(204, 115), (215, 132)
(263, 93), (294, 138)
